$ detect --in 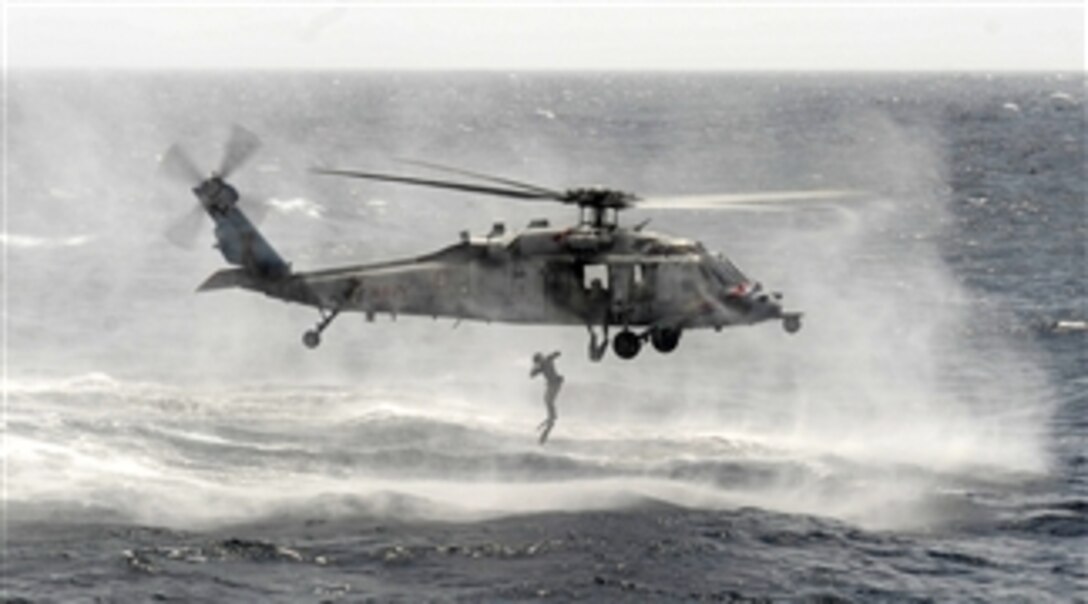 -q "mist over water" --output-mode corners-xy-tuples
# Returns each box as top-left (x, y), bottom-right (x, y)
(5, 71), (1085, 601)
